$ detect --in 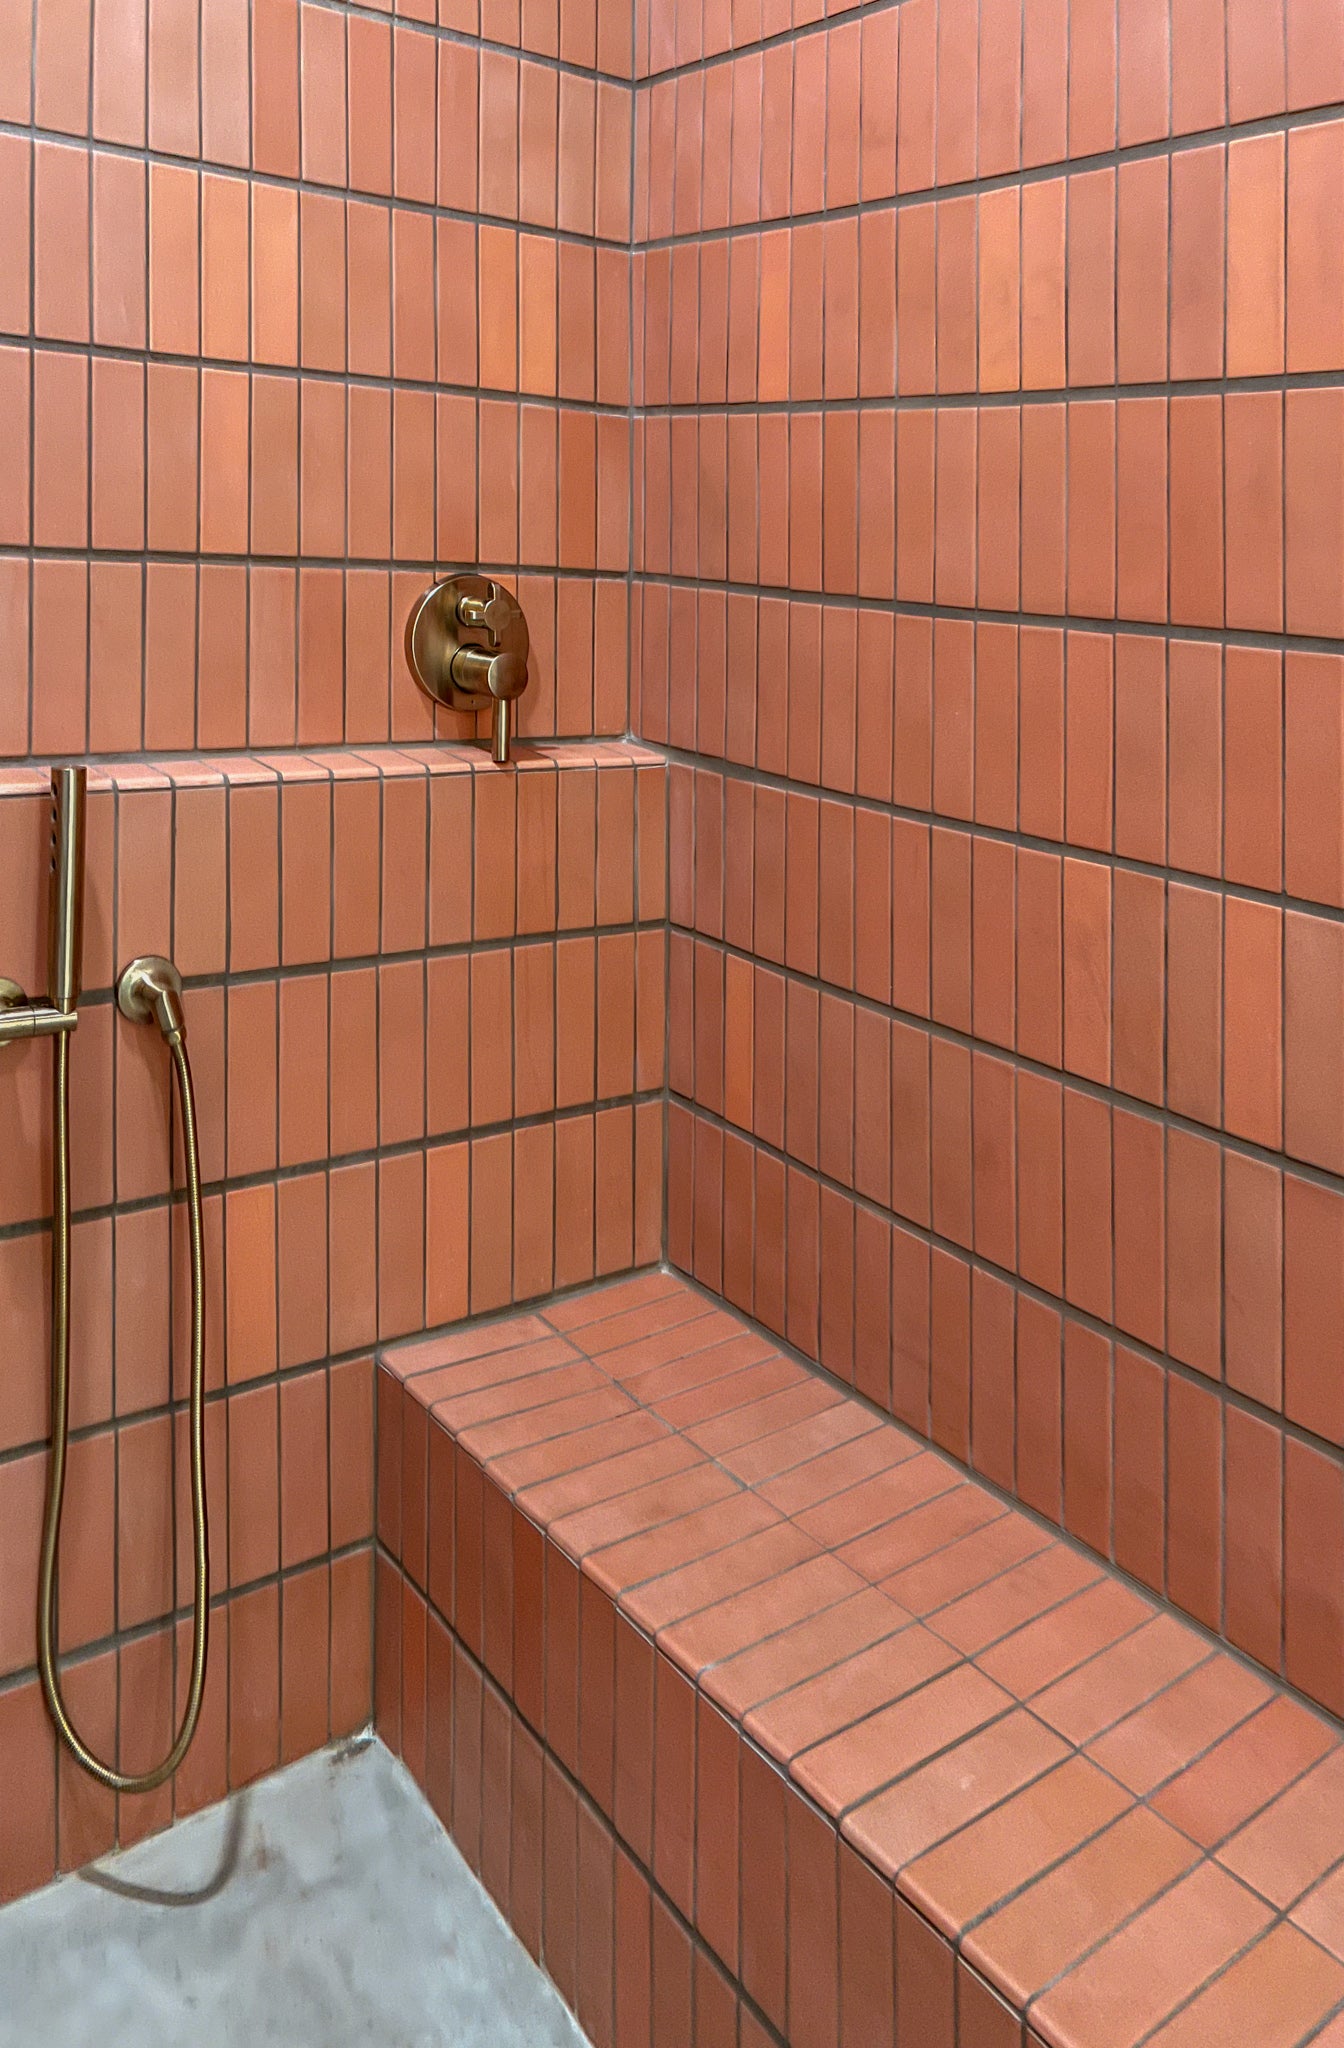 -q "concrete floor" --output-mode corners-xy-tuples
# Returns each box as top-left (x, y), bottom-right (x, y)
(0, 1739), (590, 2048)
